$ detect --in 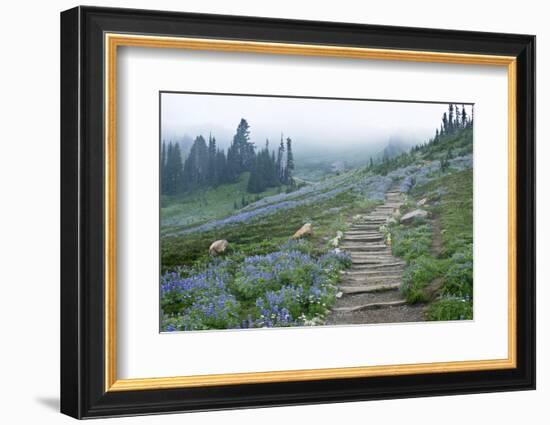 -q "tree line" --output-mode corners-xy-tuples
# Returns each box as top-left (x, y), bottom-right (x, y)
(432, 103), (473, 143)
(161, 118), (295, 196)
(366, 103), (473, 176)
